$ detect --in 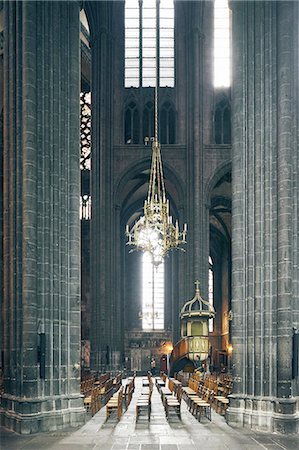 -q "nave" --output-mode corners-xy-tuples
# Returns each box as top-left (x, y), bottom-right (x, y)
(1, 377), (299, 450)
